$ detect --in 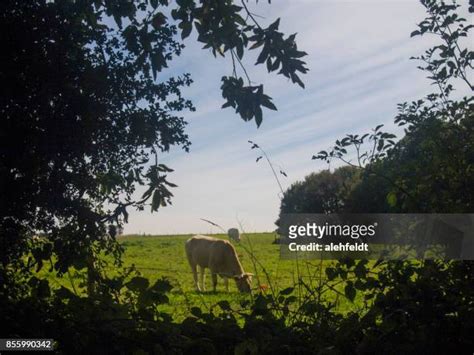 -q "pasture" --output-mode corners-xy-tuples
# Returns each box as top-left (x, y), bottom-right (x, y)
(117, 232), (355, 319)
(43, 232), (358, 321)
